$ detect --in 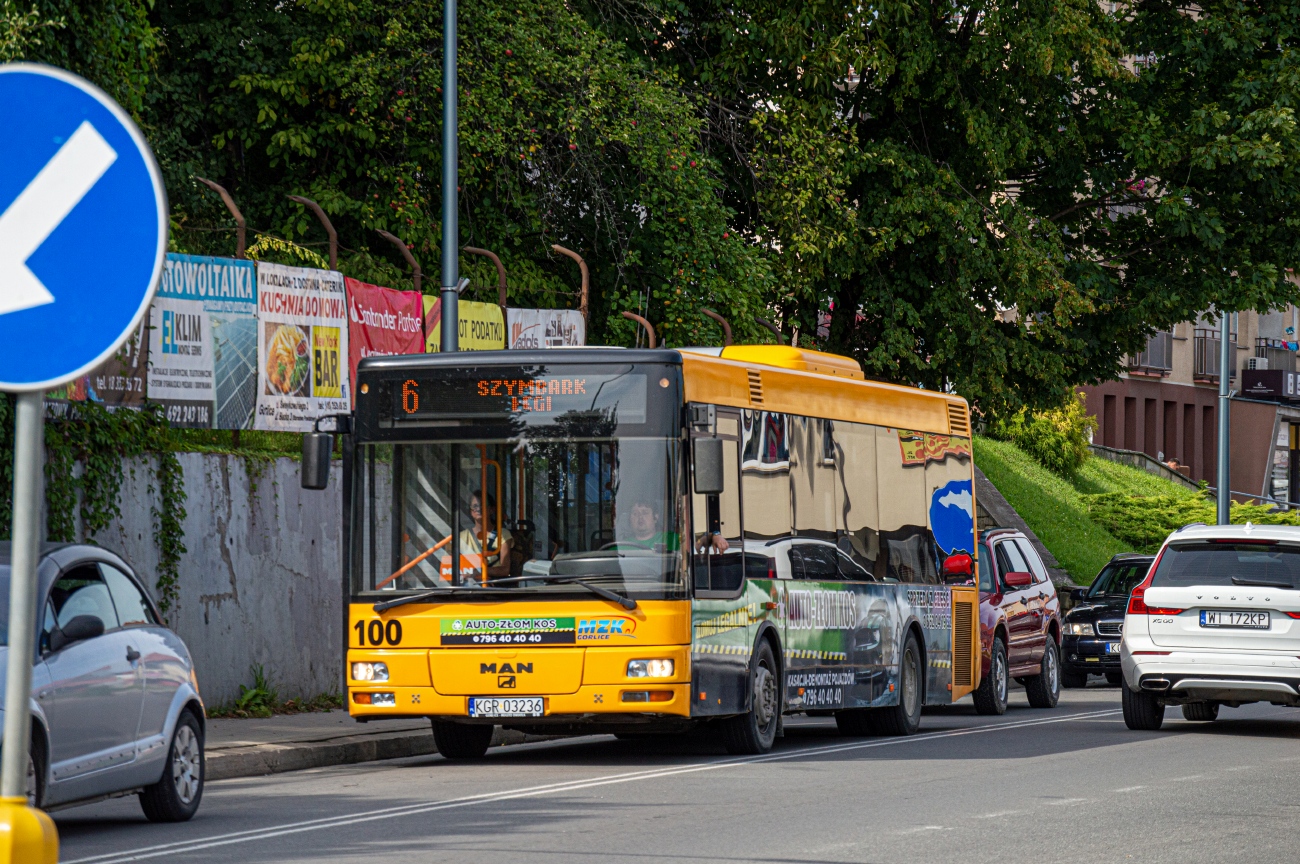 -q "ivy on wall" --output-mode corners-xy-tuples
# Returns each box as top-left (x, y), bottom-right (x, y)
(0, 397), (188, 621)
